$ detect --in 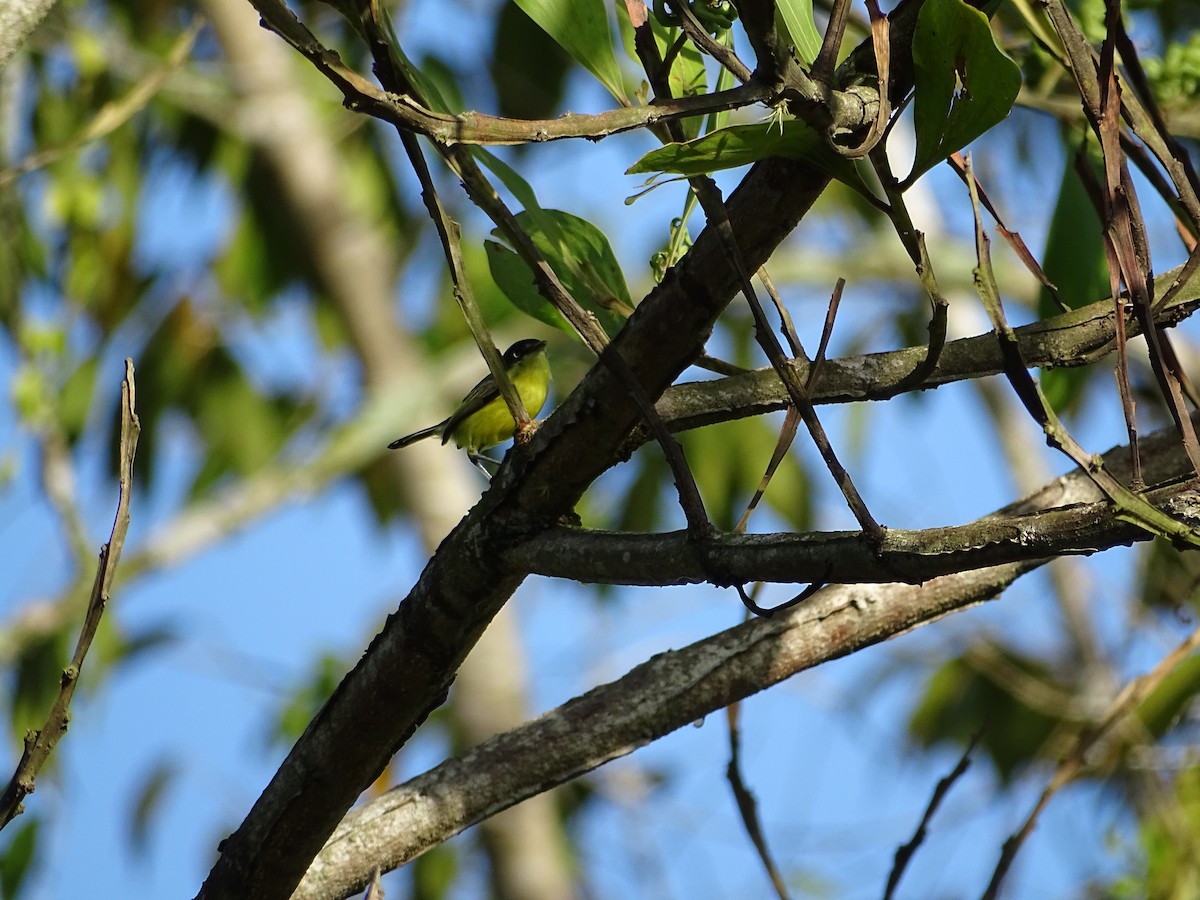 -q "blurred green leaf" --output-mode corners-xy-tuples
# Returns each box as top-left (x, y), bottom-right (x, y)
(908, 0), (1021, 181)
(1135, 653), (1200, 740)
(127, 300), (314, 492)
(273, 653), (345, 745)
(128, 761), (178, 855)
(1038, 141), (1109, 413)
(60, 357), (98, 442)
(1140, 536), (1200, 613)
(216, 152), (315, 315)
(514, 0), (626, 101)
(412, 842), (458, 900)
(909, 649), (1062, 781)
(491, 2), (572, 120)
(10, 630), (70, 741)
(611, 446), (670, 532)
(0, 817), (39, 900)
(682, 417), (811, 532)
(1108, 762), (1200, 898)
